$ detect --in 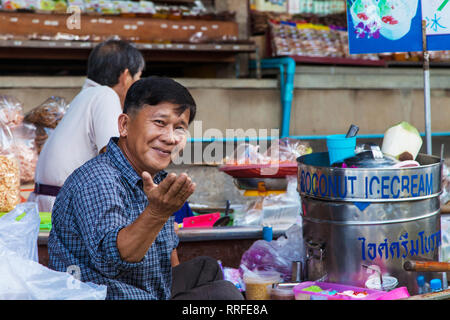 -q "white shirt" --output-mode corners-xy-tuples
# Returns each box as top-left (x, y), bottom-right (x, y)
(29, 78), (122, 212)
